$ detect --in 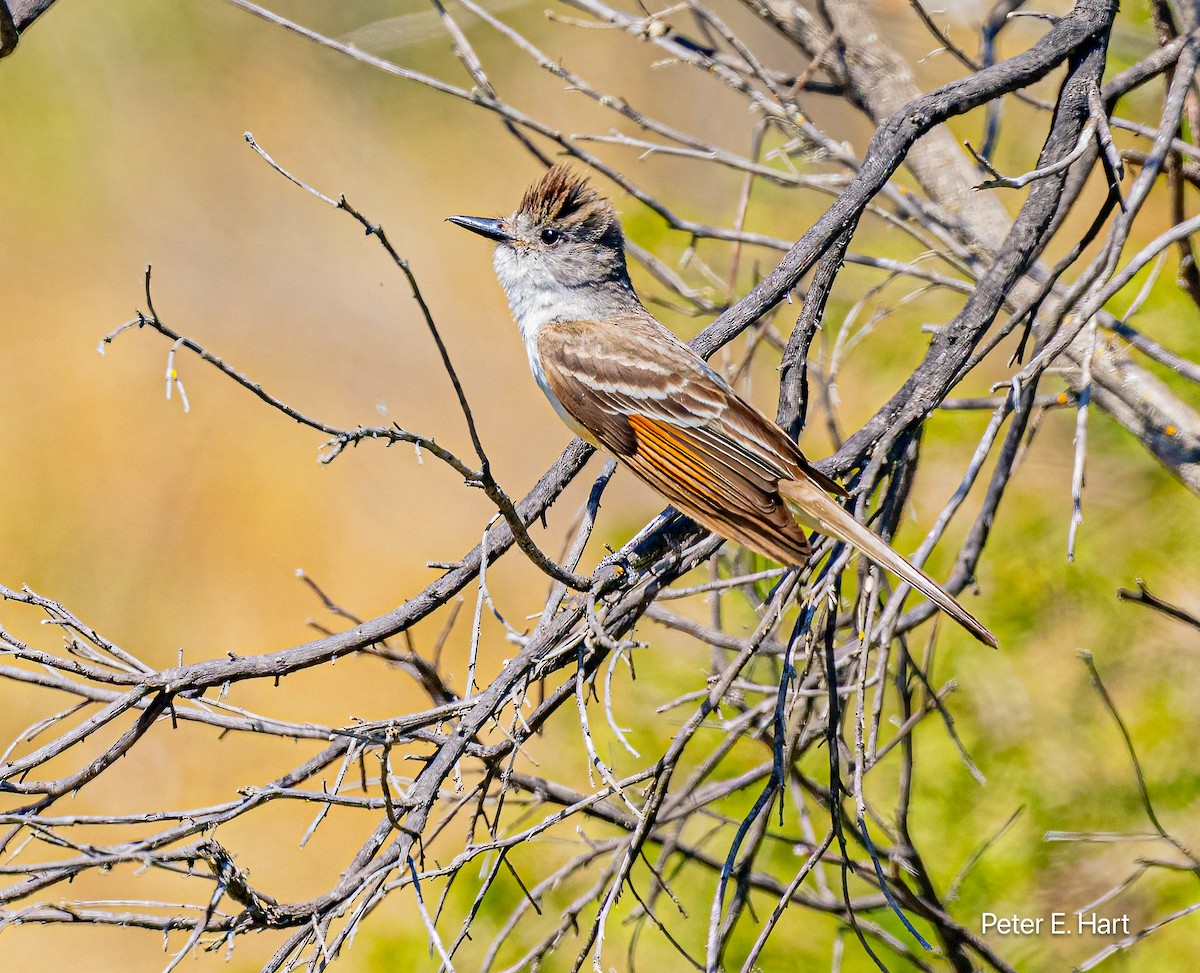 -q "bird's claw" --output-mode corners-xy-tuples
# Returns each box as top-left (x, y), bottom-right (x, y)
(592, 551), (635, 596)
